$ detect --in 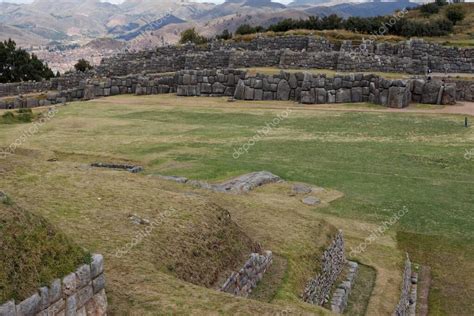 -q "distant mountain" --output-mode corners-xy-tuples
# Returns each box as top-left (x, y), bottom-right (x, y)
(305, 1), (419, 18)
(0, 0), (421, 48)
